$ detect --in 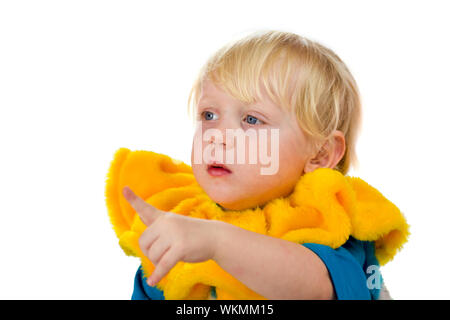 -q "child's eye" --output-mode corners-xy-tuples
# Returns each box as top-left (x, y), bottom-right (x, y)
(201, 111), (218, 121)
(244, 115), (263, 125)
